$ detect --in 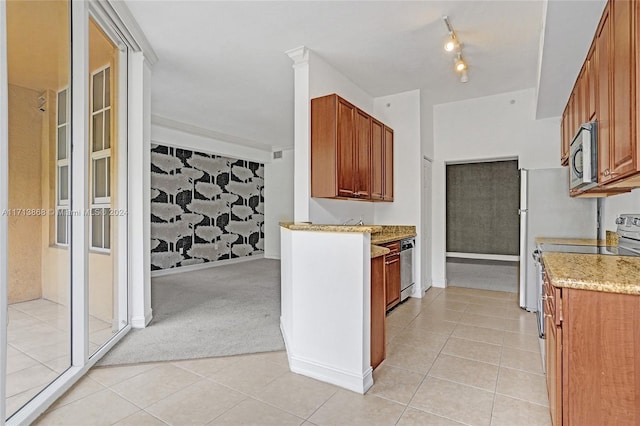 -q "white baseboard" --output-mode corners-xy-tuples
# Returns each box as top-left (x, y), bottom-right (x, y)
(131, 309), (152, 328)
(151, 254), (264, 278)
(281, 320), (372, 394)
(289, 355), (373, 395)
(264, 253), (281, 260)
(432, 279), (447, 288)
